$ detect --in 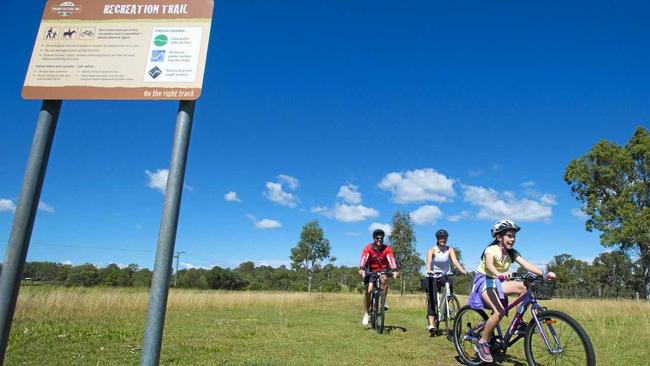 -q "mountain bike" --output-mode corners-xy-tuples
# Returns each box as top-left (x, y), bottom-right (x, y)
(426, 272), (461, 341)
(453, 272), (595, 366)
(367, 270), (393, 334)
